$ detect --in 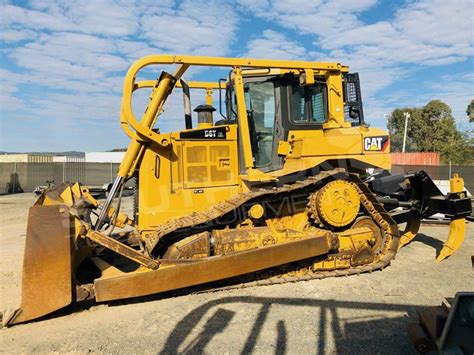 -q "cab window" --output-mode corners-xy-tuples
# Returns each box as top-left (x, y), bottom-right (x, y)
(290, 81), (327, 124)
